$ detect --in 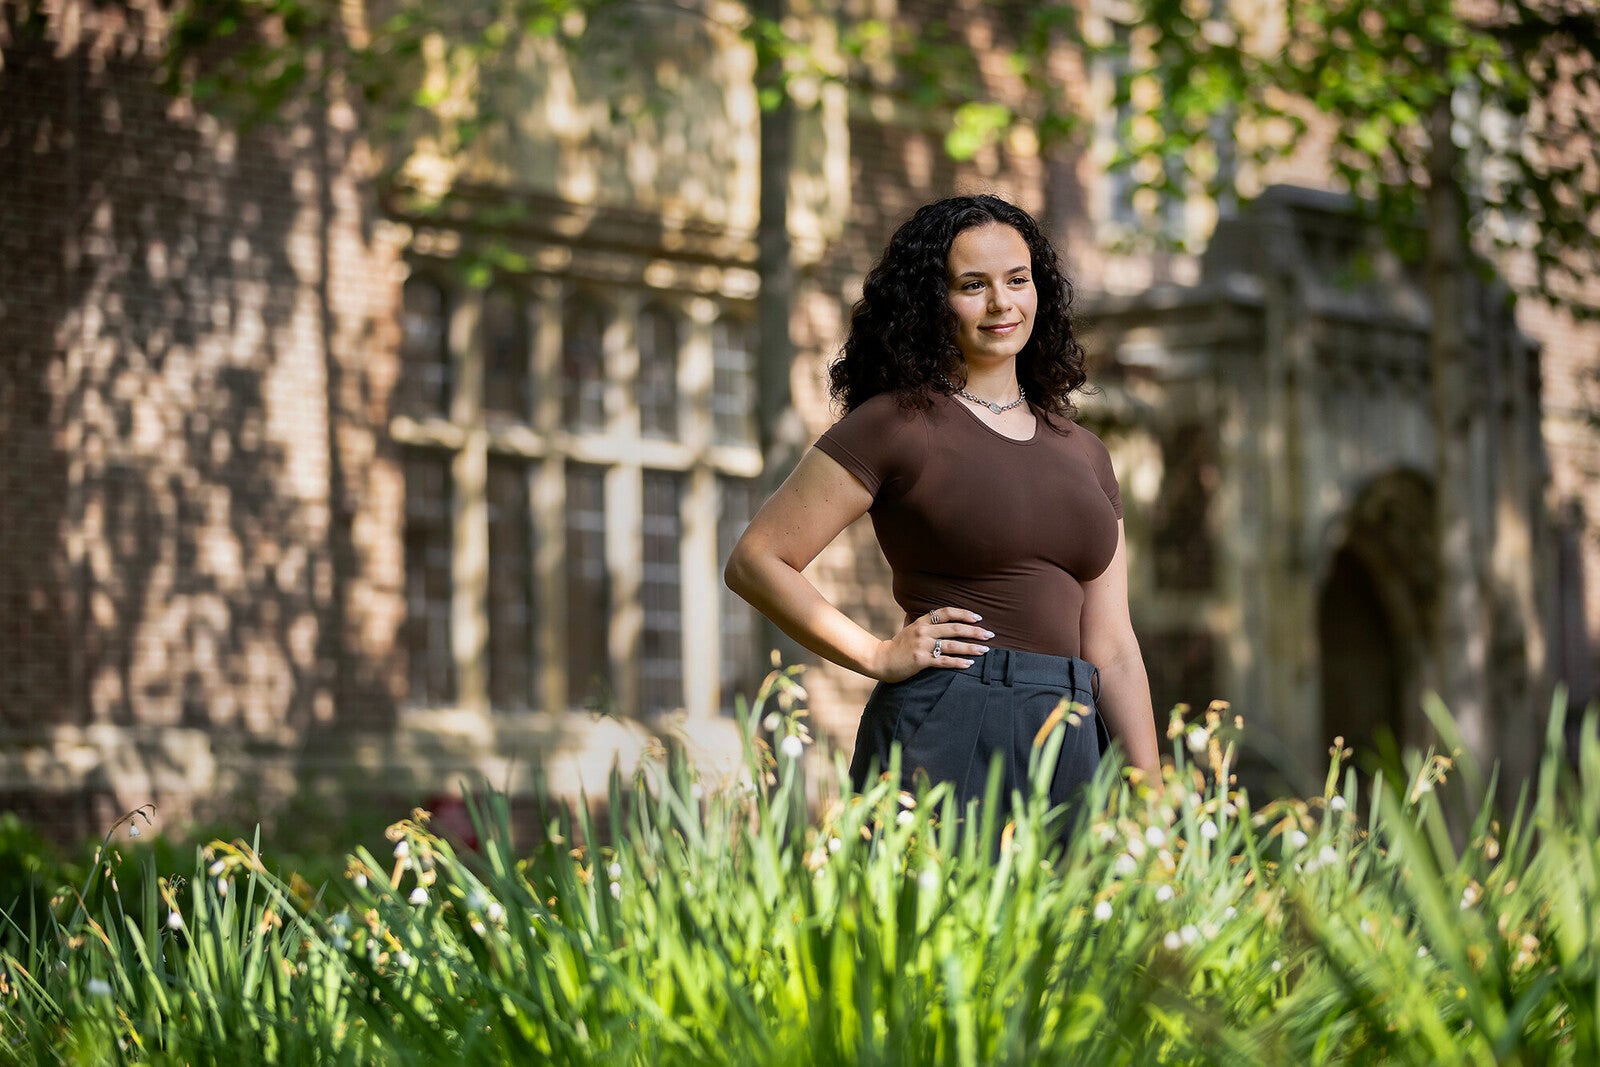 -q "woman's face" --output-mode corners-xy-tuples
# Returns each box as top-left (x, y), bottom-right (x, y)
(945, 223), (1037, 368)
